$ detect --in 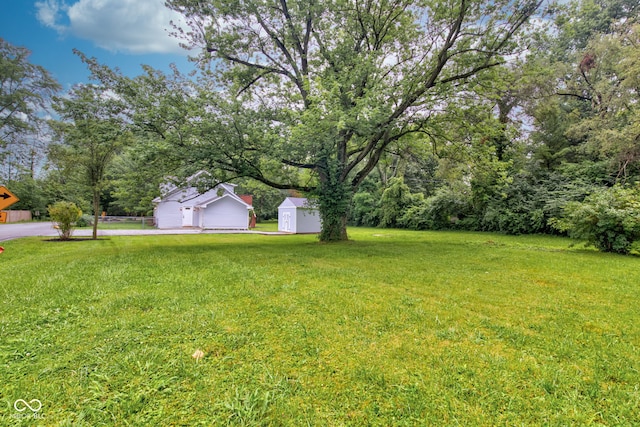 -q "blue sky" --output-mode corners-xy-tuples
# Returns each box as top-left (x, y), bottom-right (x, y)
(1, 0), (195, 89)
